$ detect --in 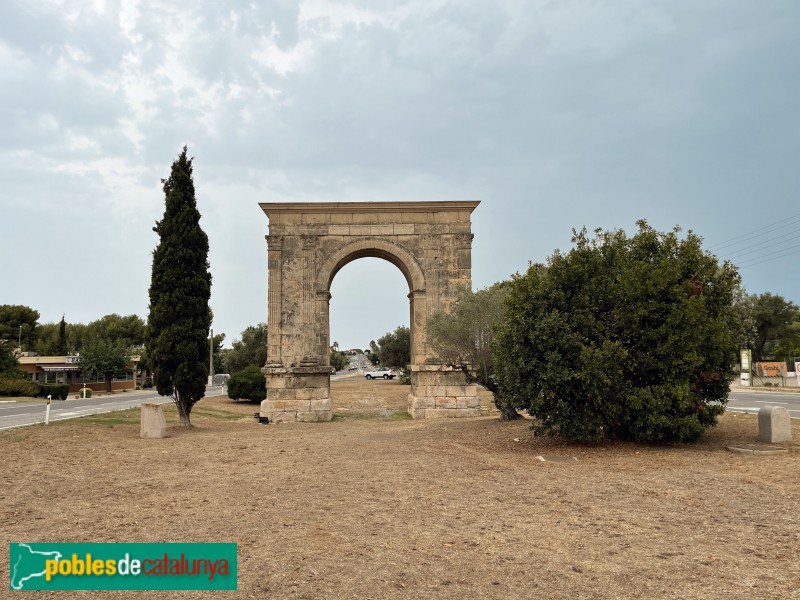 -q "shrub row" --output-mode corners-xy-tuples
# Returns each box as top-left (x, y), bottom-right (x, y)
(38, 383), (70, 400)
(0, 377), (40, 397)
